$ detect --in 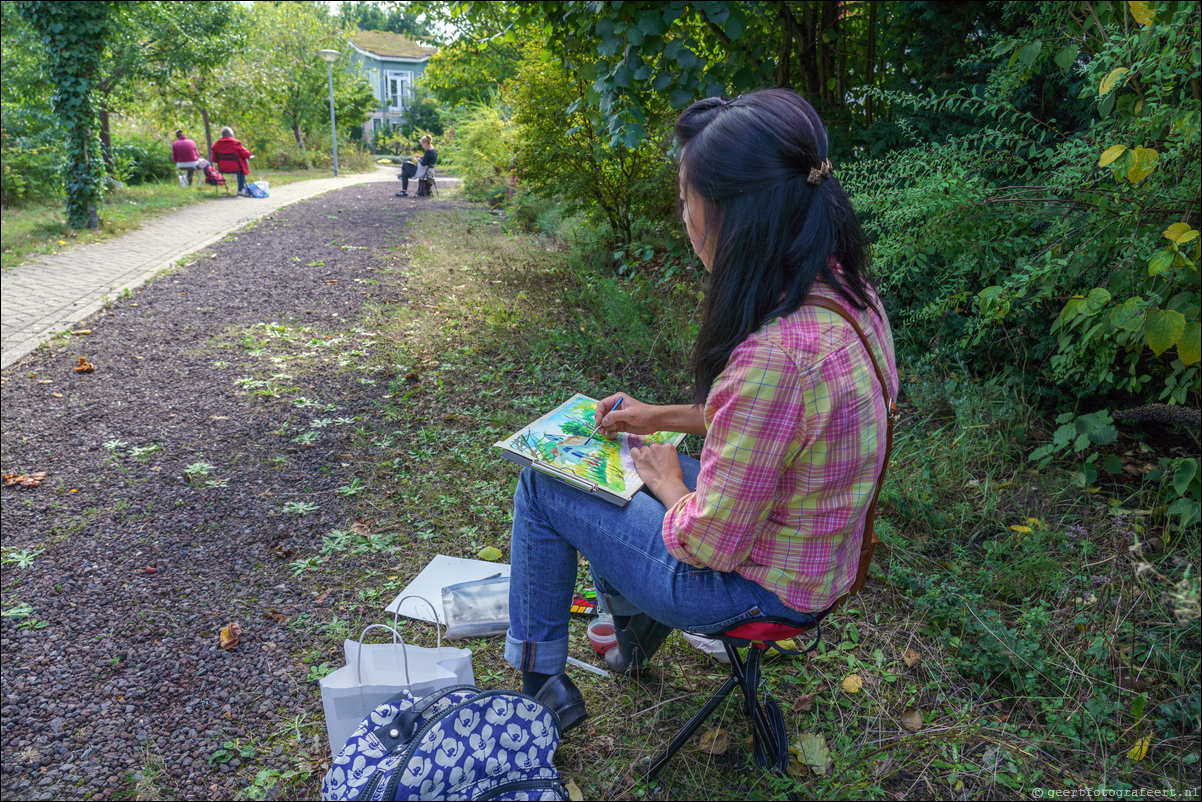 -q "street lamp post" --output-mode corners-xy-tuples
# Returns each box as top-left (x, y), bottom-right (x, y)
(318, 49), (340, 177)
